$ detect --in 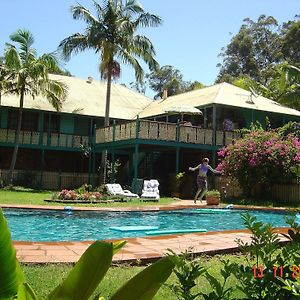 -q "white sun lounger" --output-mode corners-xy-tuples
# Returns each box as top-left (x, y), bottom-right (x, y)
(141, 179), (160, 201)
(105, 184), (139, 198)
